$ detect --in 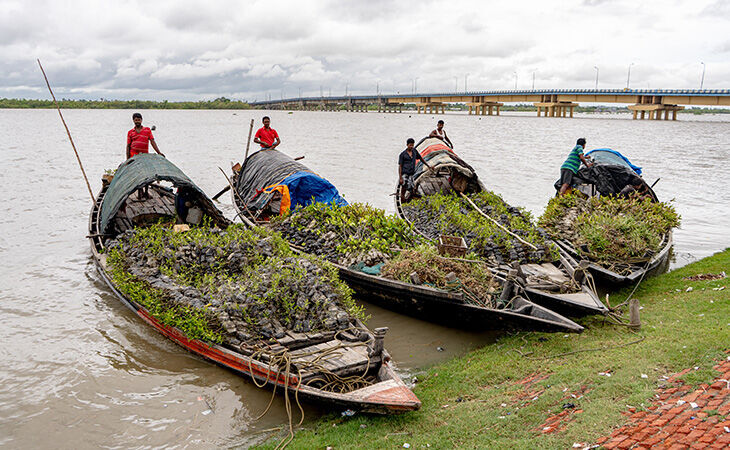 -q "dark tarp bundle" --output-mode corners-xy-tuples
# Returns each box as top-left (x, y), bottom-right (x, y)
(585, 149), (642, 175)
(235, 149), (347, 215)
(99, 154), (229, 234)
